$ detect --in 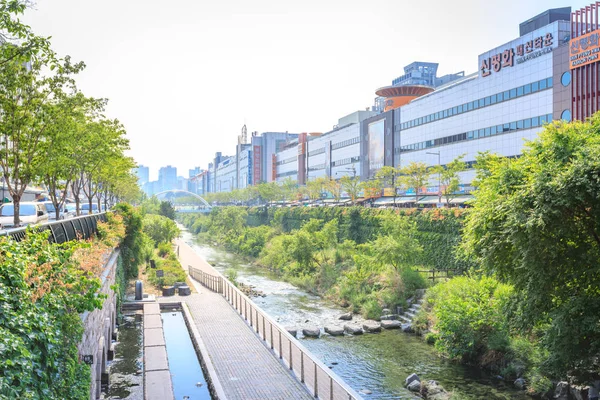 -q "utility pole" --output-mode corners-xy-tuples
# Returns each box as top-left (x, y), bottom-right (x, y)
(426, 151), (441, 206)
